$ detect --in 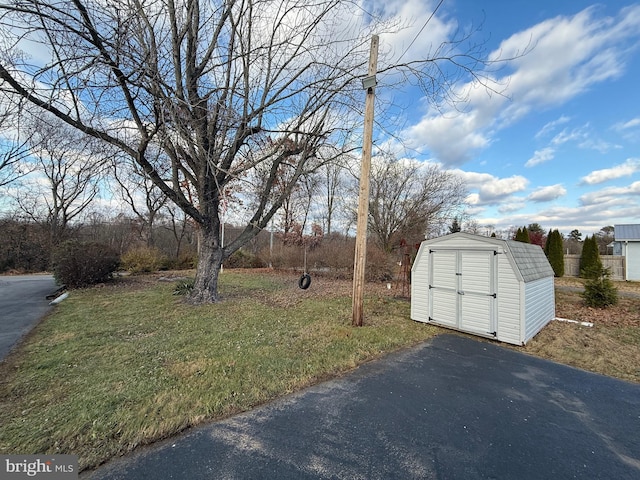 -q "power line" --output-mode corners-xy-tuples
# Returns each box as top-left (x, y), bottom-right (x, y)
(395, 0), (445, 65)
